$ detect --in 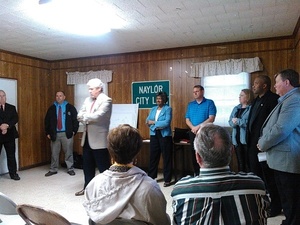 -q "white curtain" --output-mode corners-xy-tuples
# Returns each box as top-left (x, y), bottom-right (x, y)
(190, 57), (263, 77)
(66, 70), (112, 84)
